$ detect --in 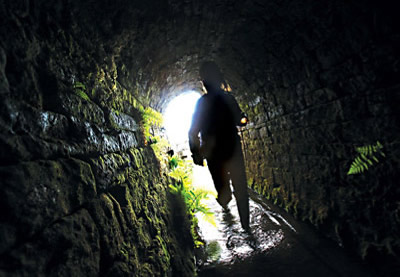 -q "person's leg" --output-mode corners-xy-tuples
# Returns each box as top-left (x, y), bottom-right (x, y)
(207, 158), (232, 207)
(228, 141), (249, 230)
